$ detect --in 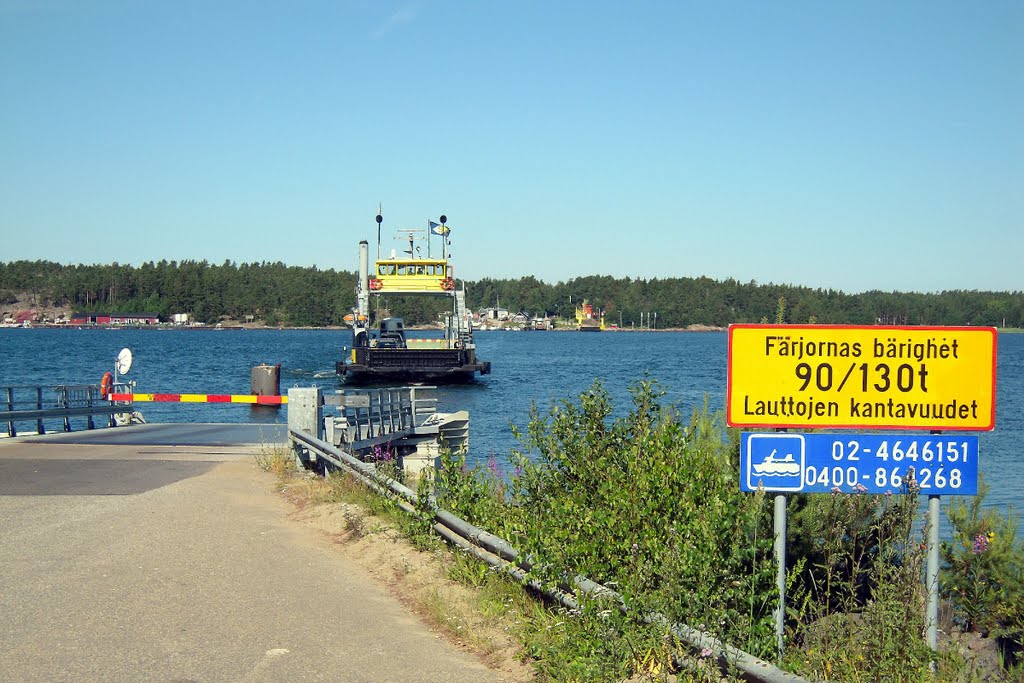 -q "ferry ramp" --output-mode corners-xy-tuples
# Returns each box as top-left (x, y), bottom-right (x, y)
(0, 425), (505, 682)
(5, 421), (289, 447)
